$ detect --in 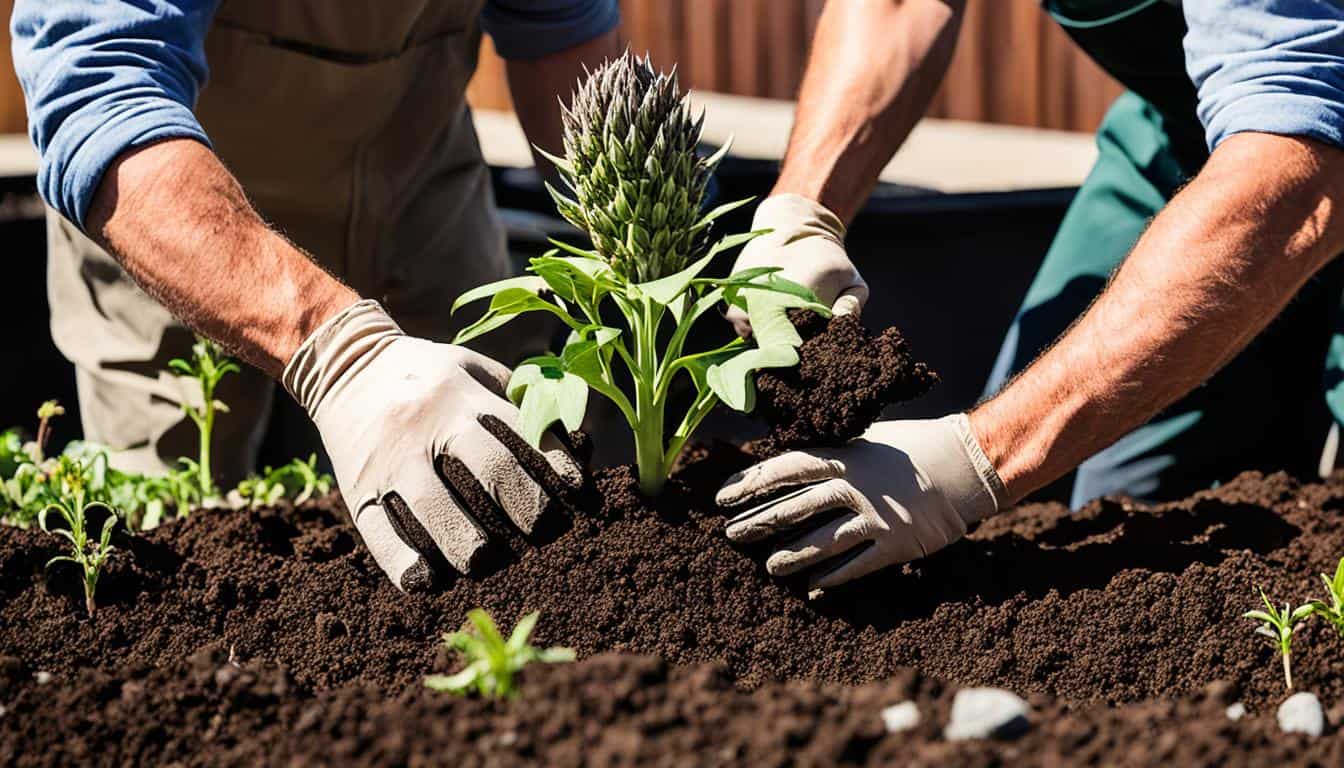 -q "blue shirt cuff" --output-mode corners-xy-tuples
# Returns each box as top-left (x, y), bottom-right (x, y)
(1202, 91), (1344, 151)
(481, 0), (619, 60)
